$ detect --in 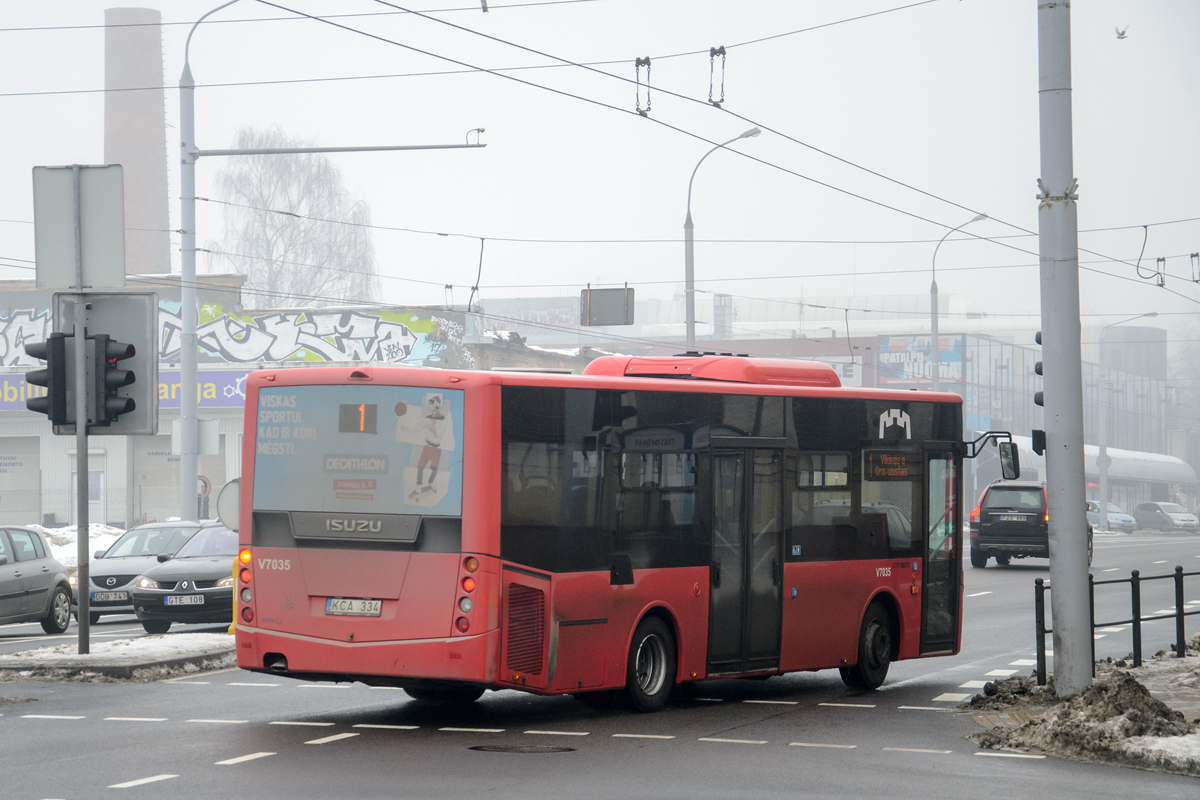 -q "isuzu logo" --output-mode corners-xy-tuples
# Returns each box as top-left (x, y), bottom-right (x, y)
(326, 519), (383, 533)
